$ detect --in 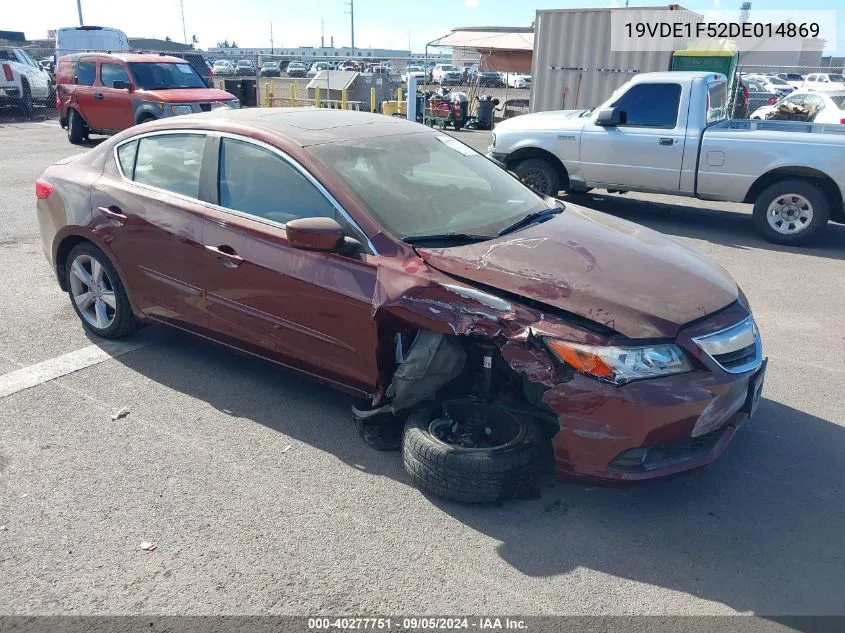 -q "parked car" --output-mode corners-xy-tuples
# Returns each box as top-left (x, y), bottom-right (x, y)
(55, 53), (238, 143)
(490, 71), (845, 244)
(741, 76), (782, 114)
(469, 68), (505, 88)
(403, 64), (426, 84)
(39, 58), (56, 73)
(236, 59), (255, 75)
(504, 73), (531, 89)
(35, 108), (765, 500)
(55, 25), (129, 60)
(431, 64), (462, 85)
(743, 73), (793, 97)
(775, 72), (805, 89)
(212, 59), (235, 76)
(802, 73), (845, 91)
(307, 62), (330, 76)
(0, 47), (53, 116)
(260, 61), (281, 77)
(751, 89), (845, 124)
(286, 61), (308, 77)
